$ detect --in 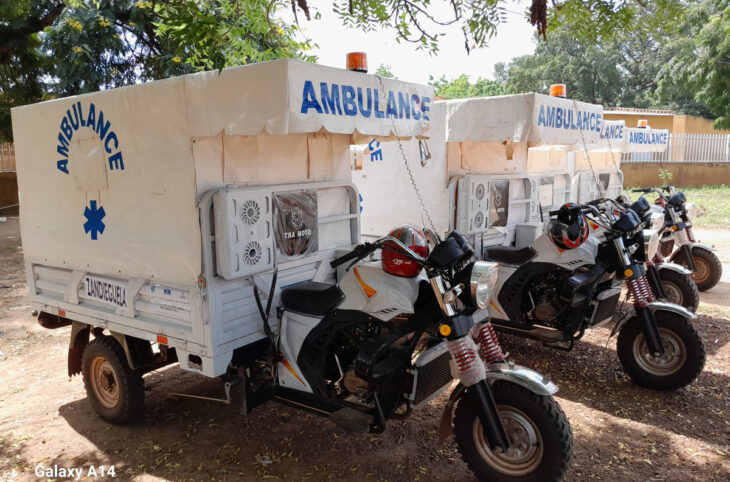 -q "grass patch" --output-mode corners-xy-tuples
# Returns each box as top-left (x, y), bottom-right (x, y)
(625, 185), (730, 228)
